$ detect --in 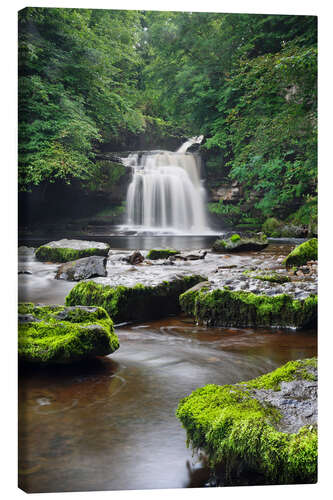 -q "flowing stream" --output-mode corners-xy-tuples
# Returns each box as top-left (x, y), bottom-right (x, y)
(124, 137), (208, 233)
(18, 240), (317, 492)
